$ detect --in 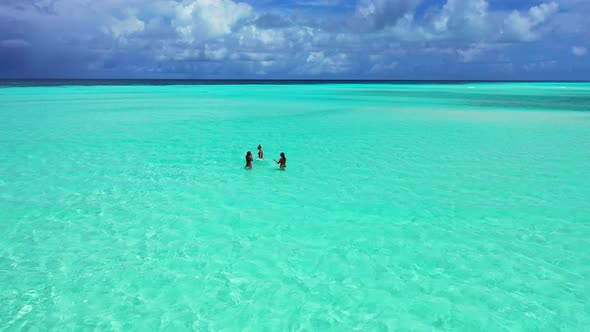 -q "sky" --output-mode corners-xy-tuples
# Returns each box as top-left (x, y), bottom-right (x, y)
(0, 0), (589, 80)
